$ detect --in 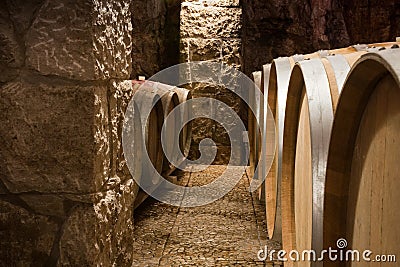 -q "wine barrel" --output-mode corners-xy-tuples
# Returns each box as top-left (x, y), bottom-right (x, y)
(280, 47), (392, 266)
(299, 41), (399, 61)
(172, 87), (193, 164)
(256, 64), (274, 203)
(249, 71), (262, 180)
(260, 64), (276, 203)
(131, 81), (165, 209)
(280, 50), (373, 266)
(265, 57), (296, 241)
(132, 81), (183, 177)
(281, 58), (335, 267)
(158, 86), (181, 176)
(264, 48), (378, 243)
(324, 49), (400, 267)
